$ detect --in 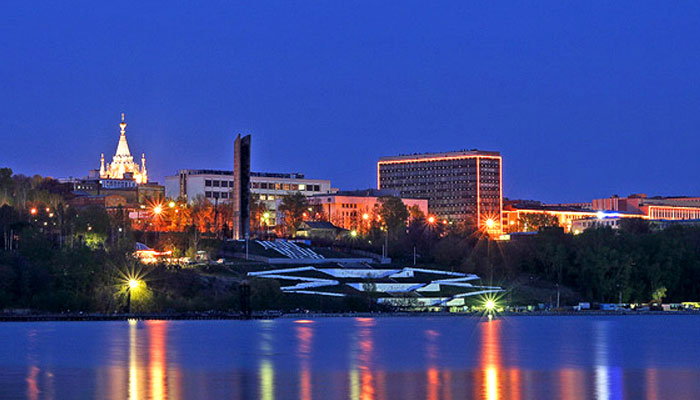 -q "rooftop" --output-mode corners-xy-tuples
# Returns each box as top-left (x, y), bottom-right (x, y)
(378, 149), (500, 163)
